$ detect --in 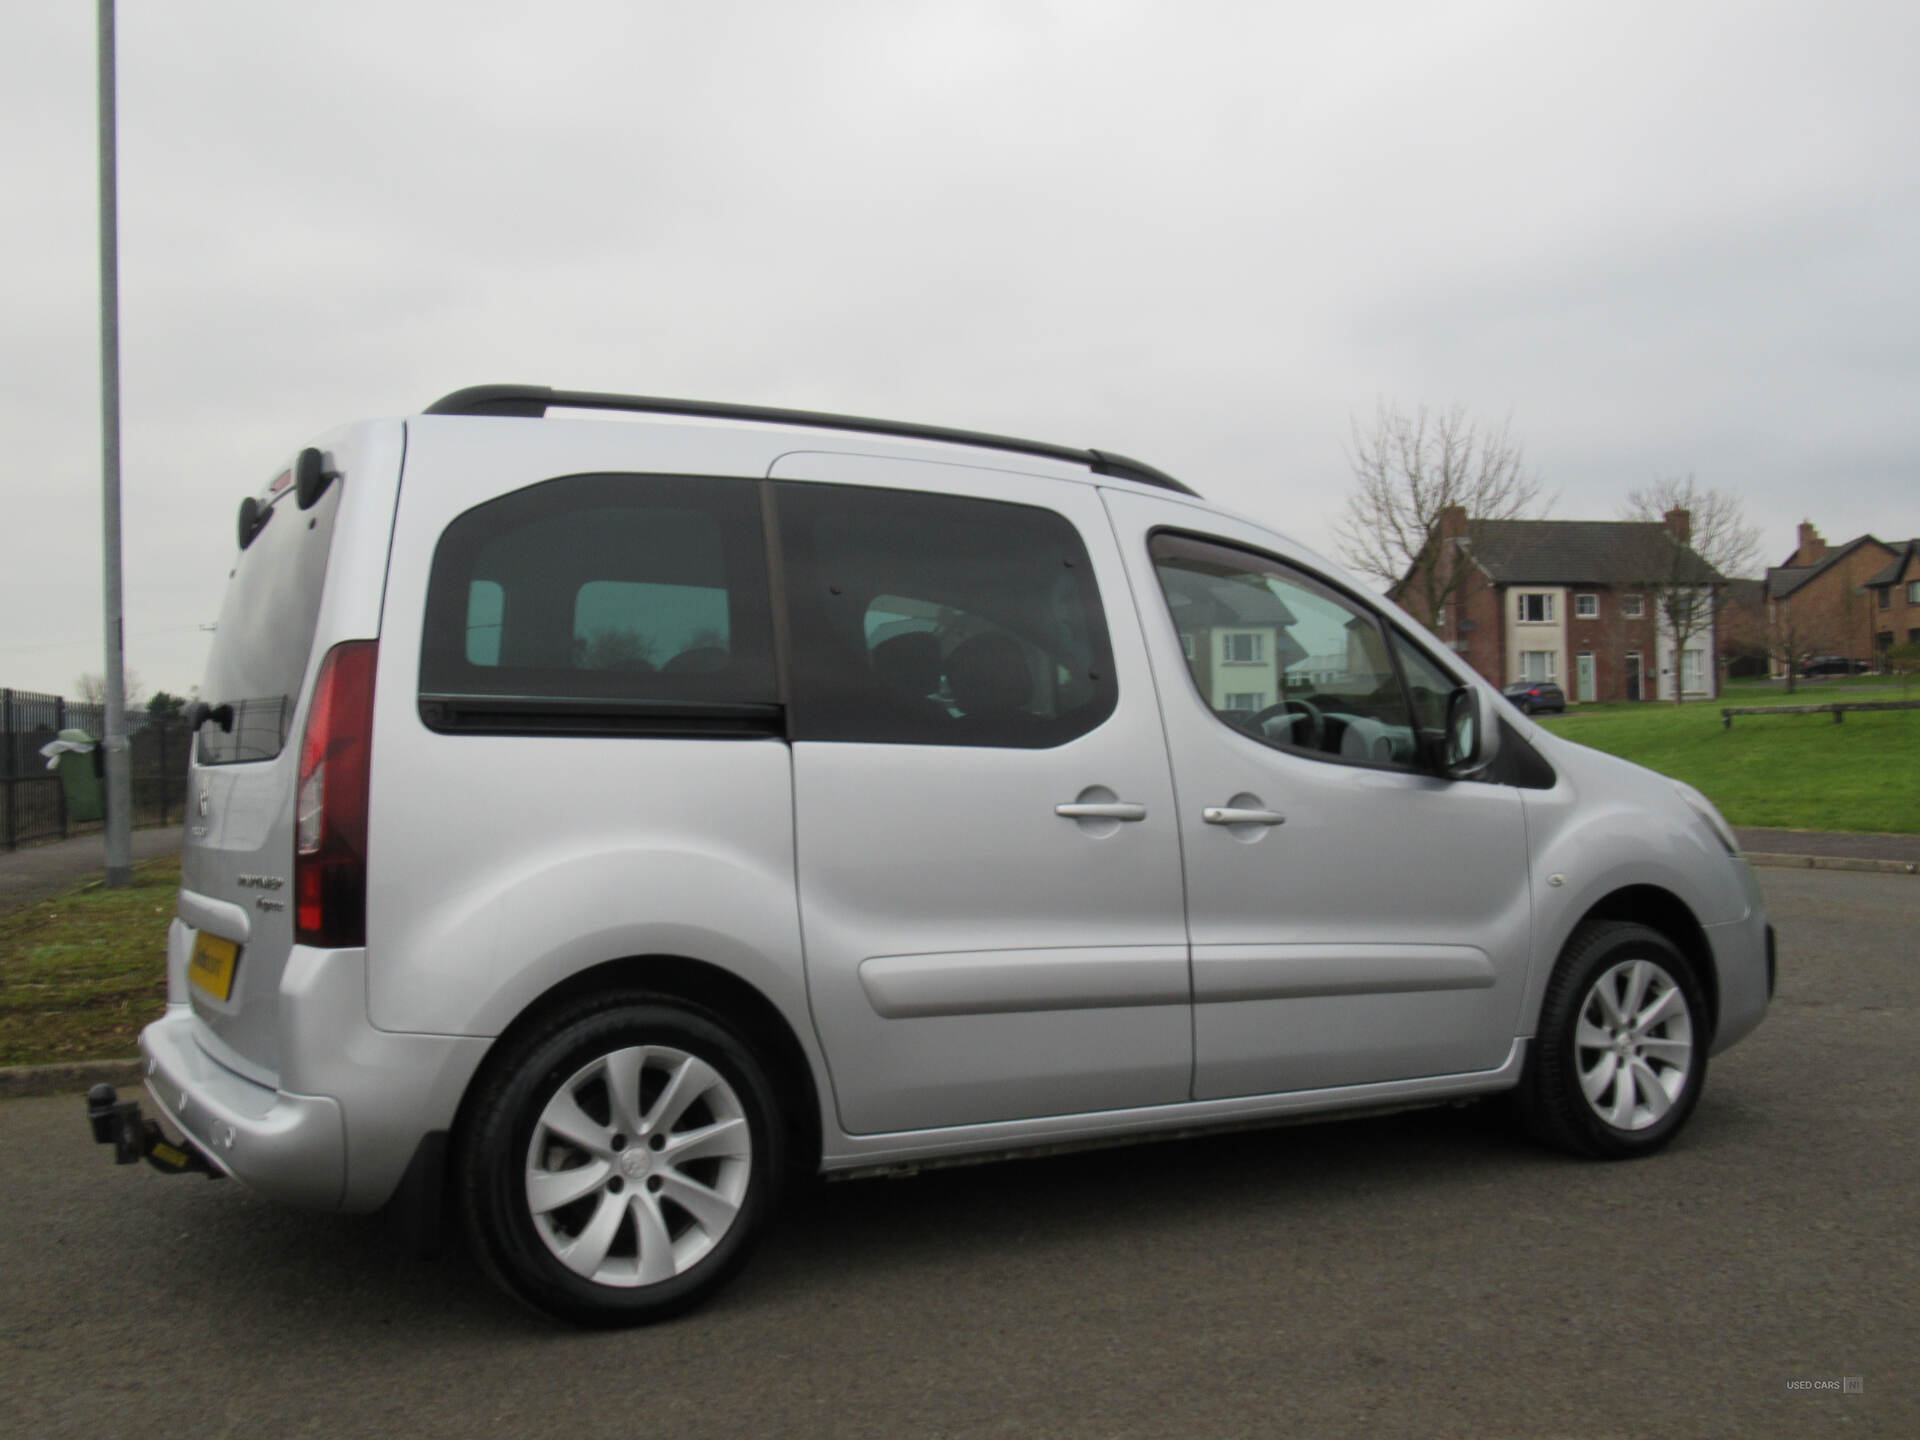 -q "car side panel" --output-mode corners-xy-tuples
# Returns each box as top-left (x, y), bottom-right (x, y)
(364, 422), (821, 1080)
